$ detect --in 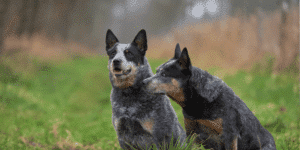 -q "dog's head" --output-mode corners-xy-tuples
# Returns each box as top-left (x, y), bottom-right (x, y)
(106, 29), (148, 89)
(143, 44), (223, 104)
(142, 44), (192, 107)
